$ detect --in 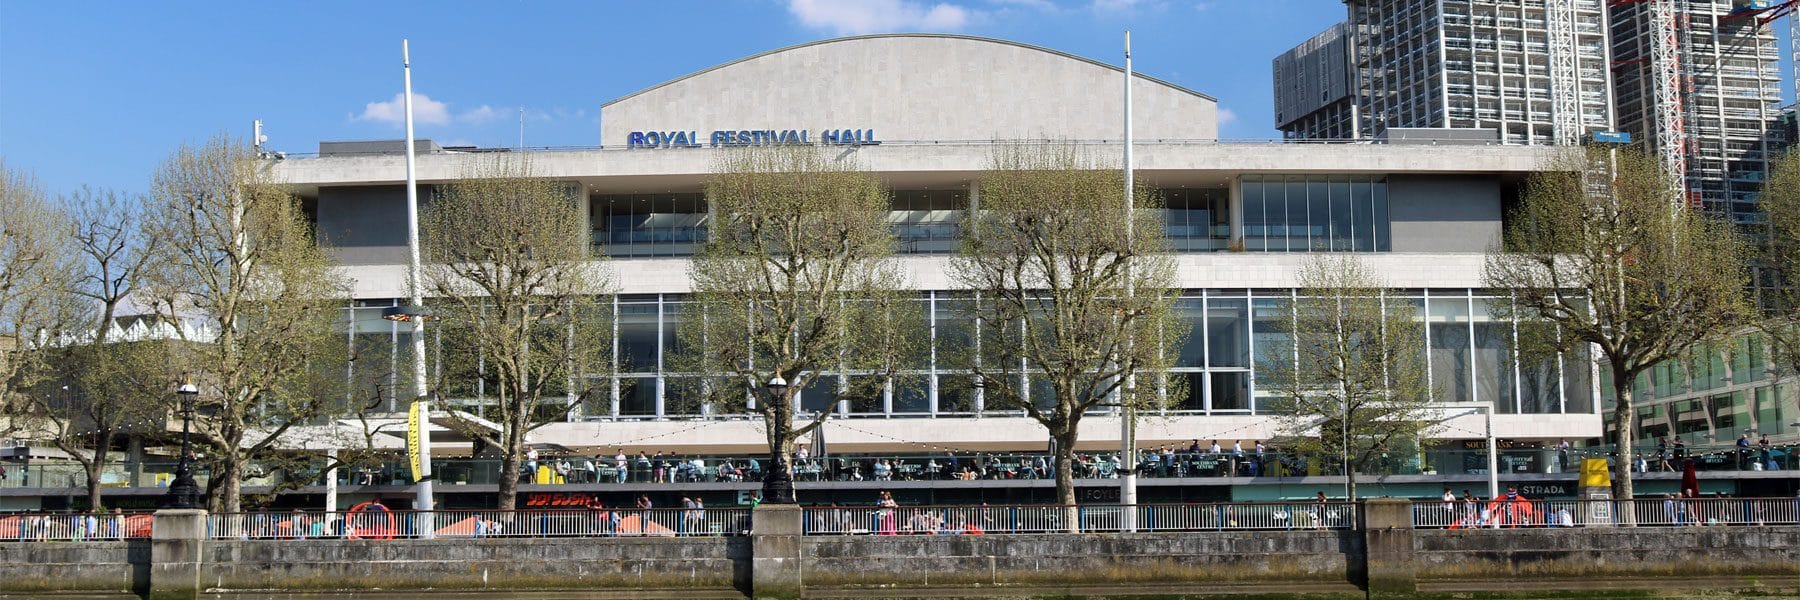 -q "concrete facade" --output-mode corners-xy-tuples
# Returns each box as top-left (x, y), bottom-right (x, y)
(599, 35), (1217, 148)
